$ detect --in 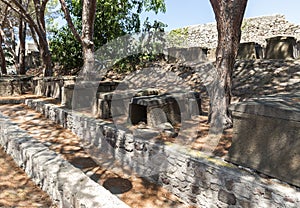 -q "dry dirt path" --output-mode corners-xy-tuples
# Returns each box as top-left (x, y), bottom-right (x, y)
(0, 146), (56, 208)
